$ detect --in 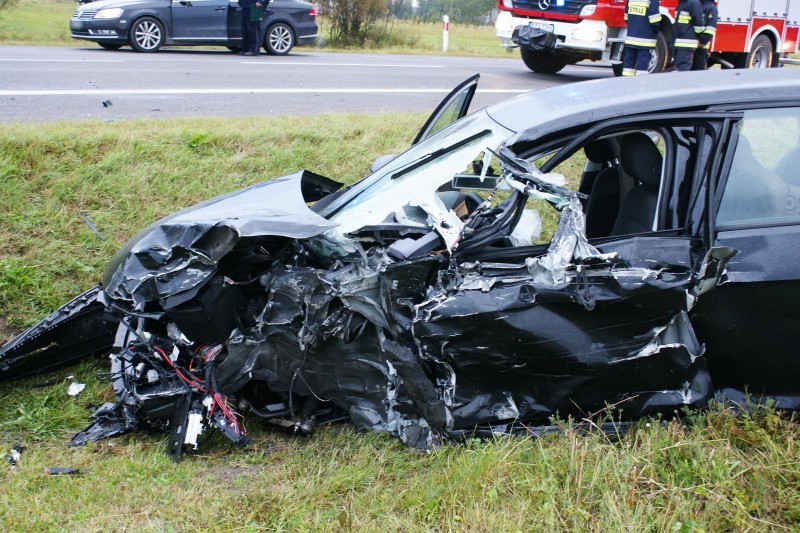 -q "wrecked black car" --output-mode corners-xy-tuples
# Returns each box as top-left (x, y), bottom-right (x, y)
(3, 69), (800, 459)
